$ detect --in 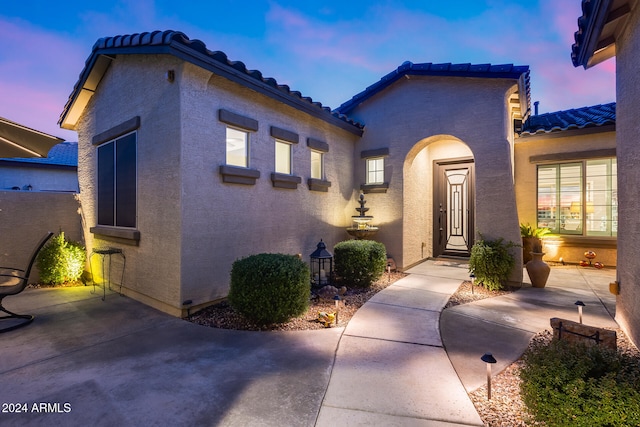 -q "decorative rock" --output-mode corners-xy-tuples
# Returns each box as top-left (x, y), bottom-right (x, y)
(550, 317), (617, 350)
(316, 285), (347, 300)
